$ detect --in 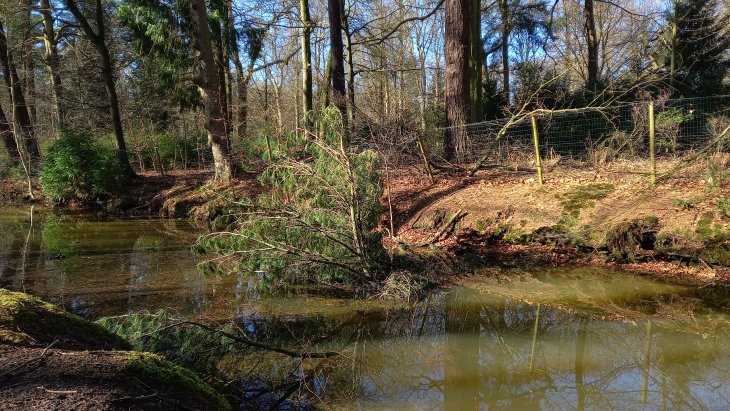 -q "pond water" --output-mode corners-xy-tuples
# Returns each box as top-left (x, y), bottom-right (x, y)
(2, 207), (730, 410)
